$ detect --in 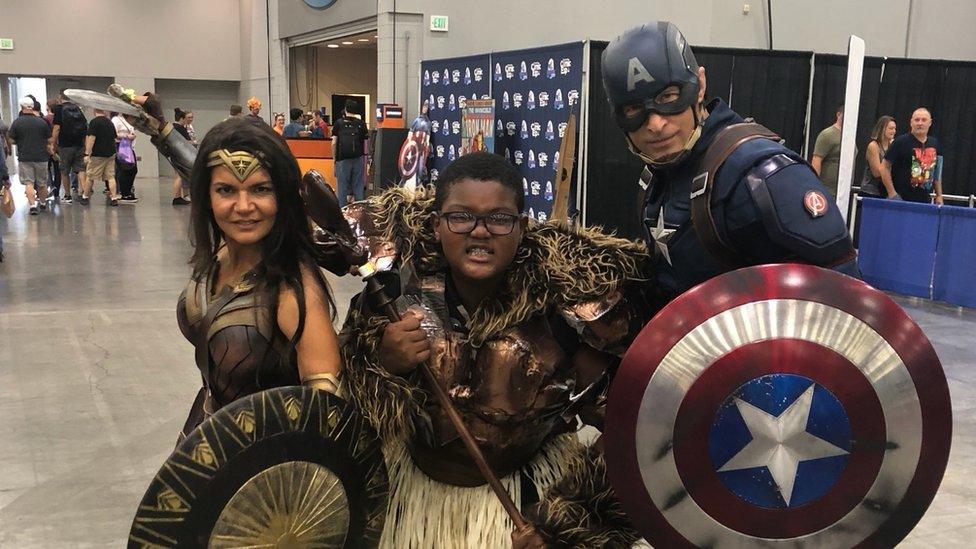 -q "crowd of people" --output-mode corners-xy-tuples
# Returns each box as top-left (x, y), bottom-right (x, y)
(811, 105), (943, 204)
